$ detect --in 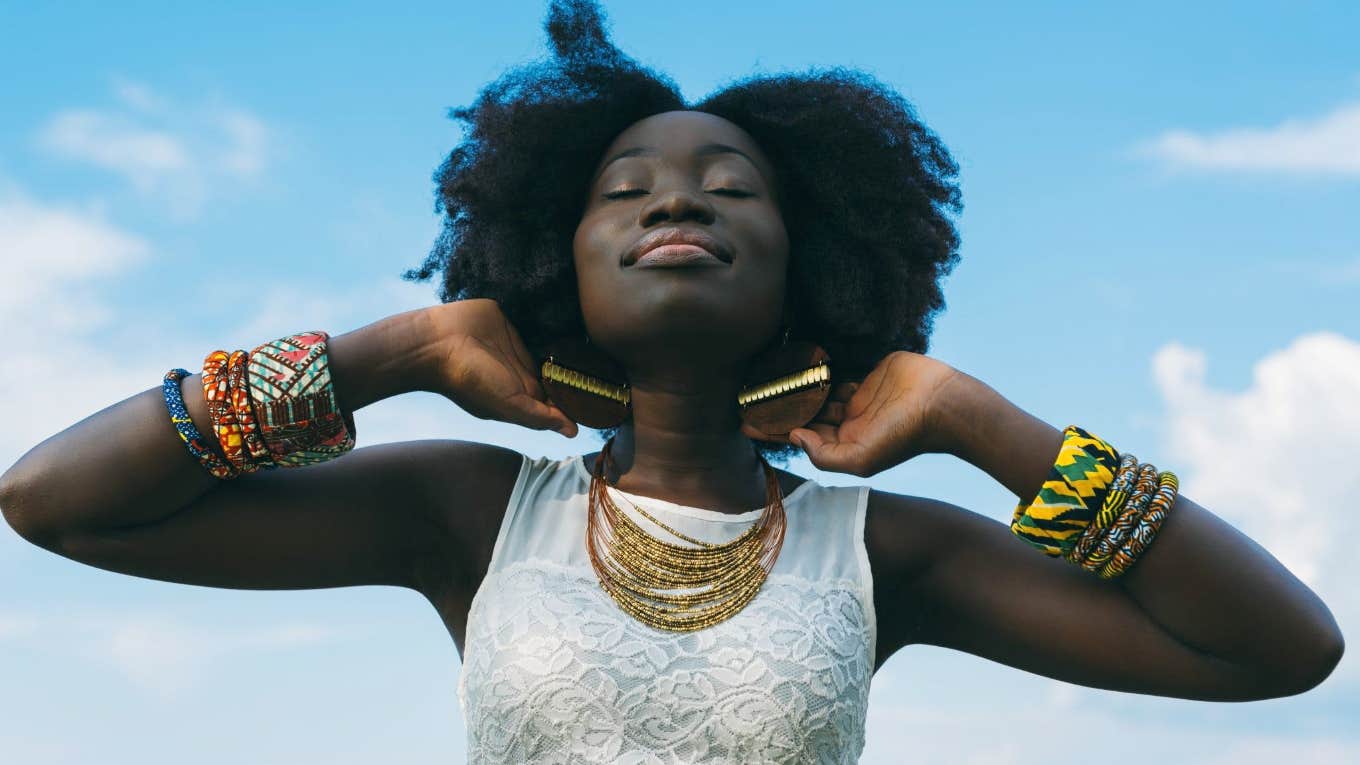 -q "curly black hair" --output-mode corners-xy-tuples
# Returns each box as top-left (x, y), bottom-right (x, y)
(402, 0), (962, 467)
